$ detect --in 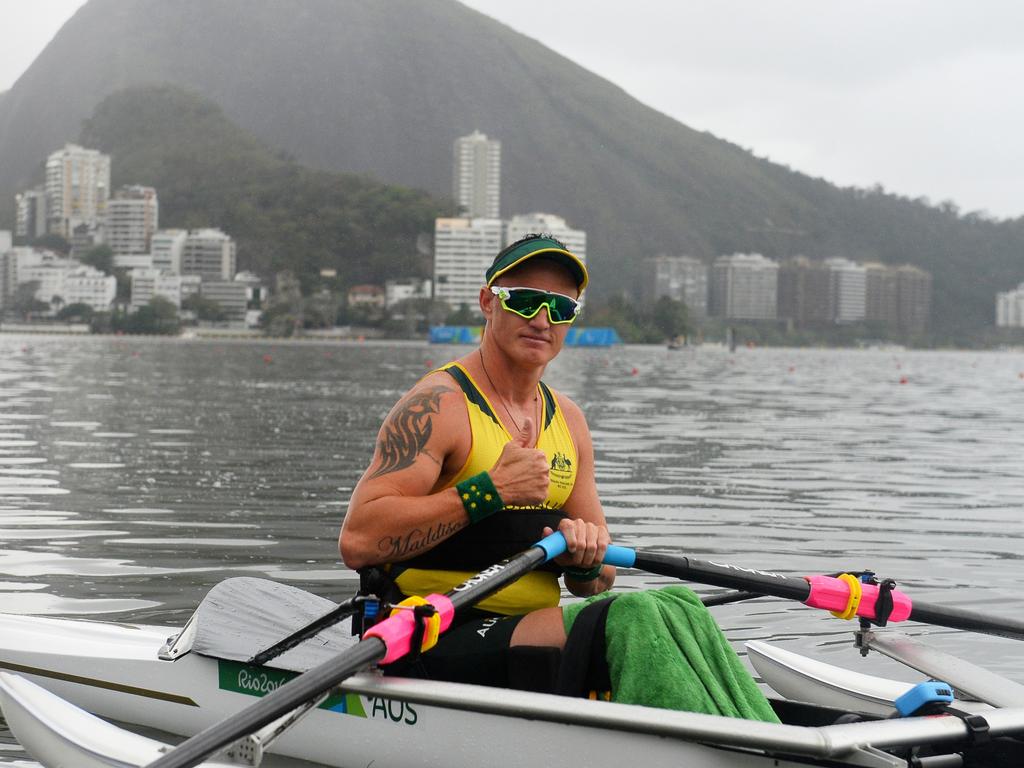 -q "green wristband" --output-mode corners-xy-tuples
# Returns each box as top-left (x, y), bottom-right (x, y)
(456, 471), (504, 524)
(565, 563), (603, 582)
